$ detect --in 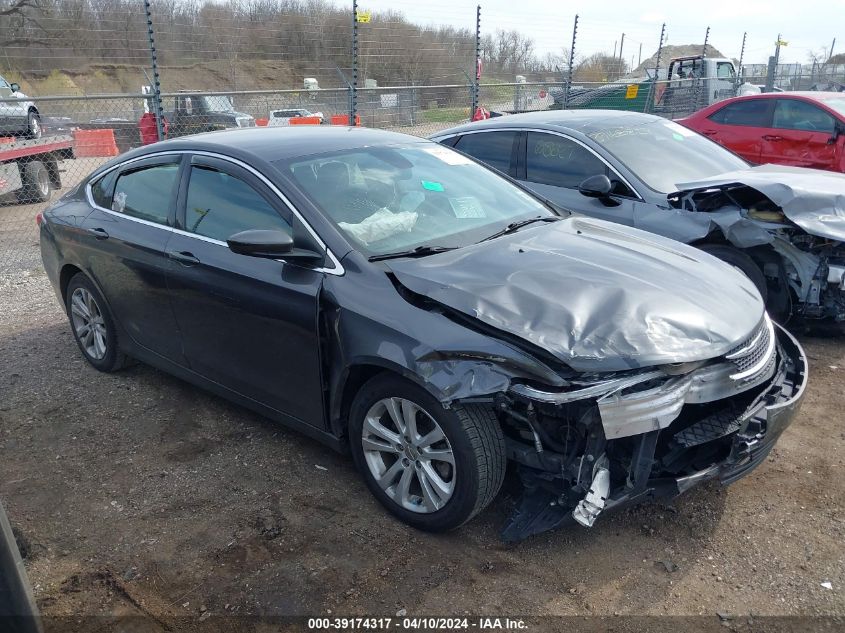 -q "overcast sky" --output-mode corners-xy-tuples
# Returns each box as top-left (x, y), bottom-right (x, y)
(363, 0), (843, 66)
